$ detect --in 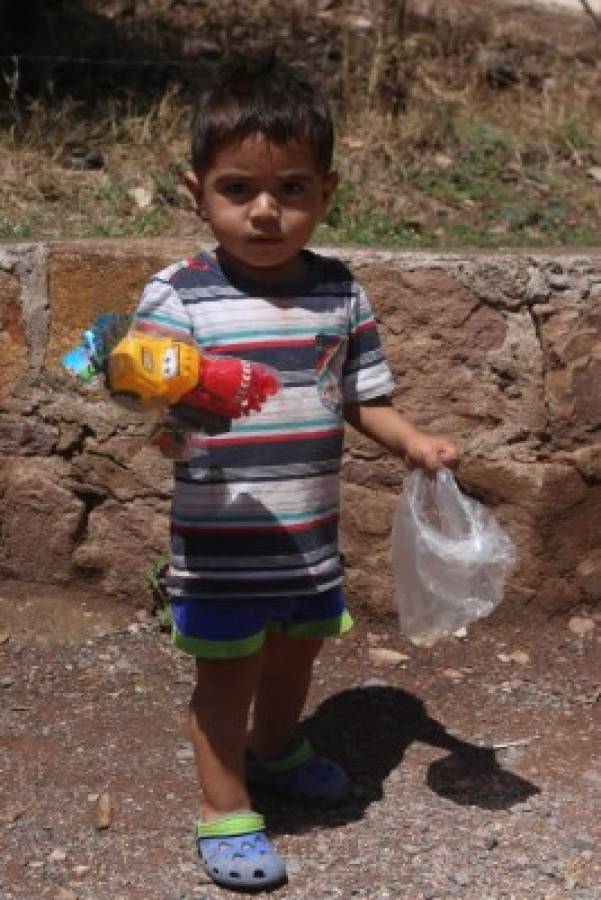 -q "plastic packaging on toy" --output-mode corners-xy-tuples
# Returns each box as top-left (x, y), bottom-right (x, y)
(61, 314), (281, 460)
(391, 467), (516, 647)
